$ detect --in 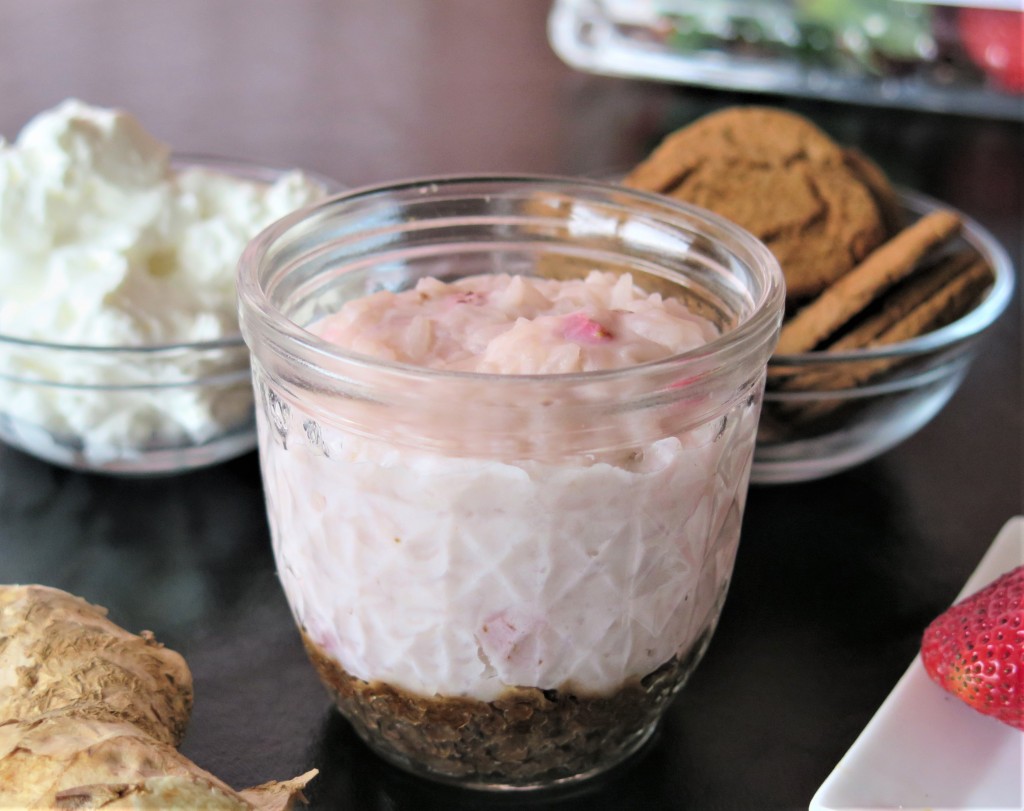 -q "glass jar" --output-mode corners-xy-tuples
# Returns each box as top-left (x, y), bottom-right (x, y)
(237, 176), (784, 790)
